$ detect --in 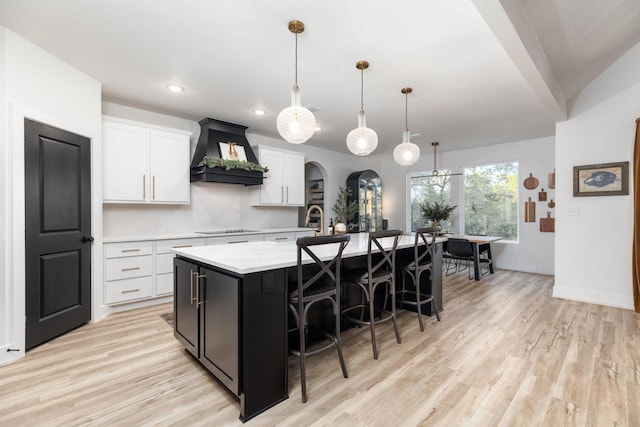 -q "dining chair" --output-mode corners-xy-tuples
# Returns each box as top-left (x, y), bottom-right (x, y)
(396, 227), (441, 331)
(288, 234), (350, 403)
(445, 237), (492, 279)
(444, 238), (475, 279)
(342, 230), (402, 360)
